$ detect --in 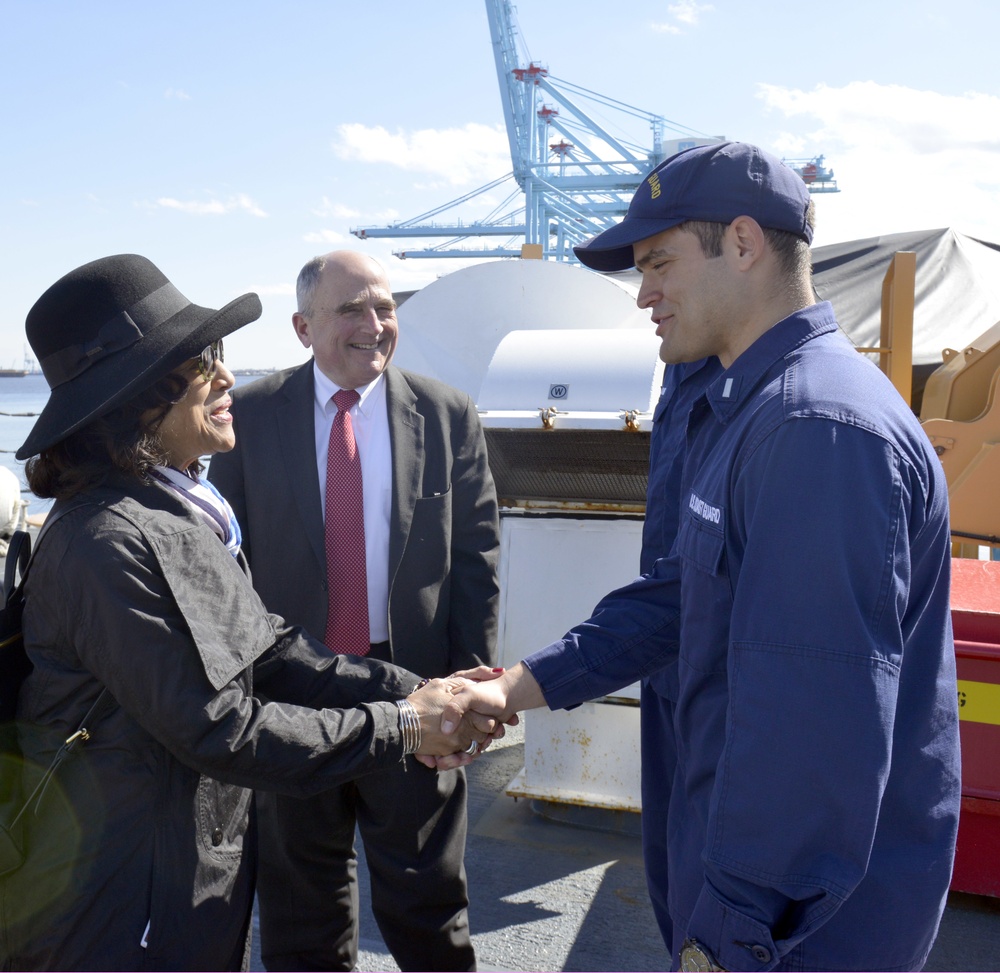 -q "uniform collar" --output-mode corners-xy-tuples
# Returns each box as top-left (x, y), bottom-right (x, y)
(654, 357), (723, 422)
(704, 301), (838, 421)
